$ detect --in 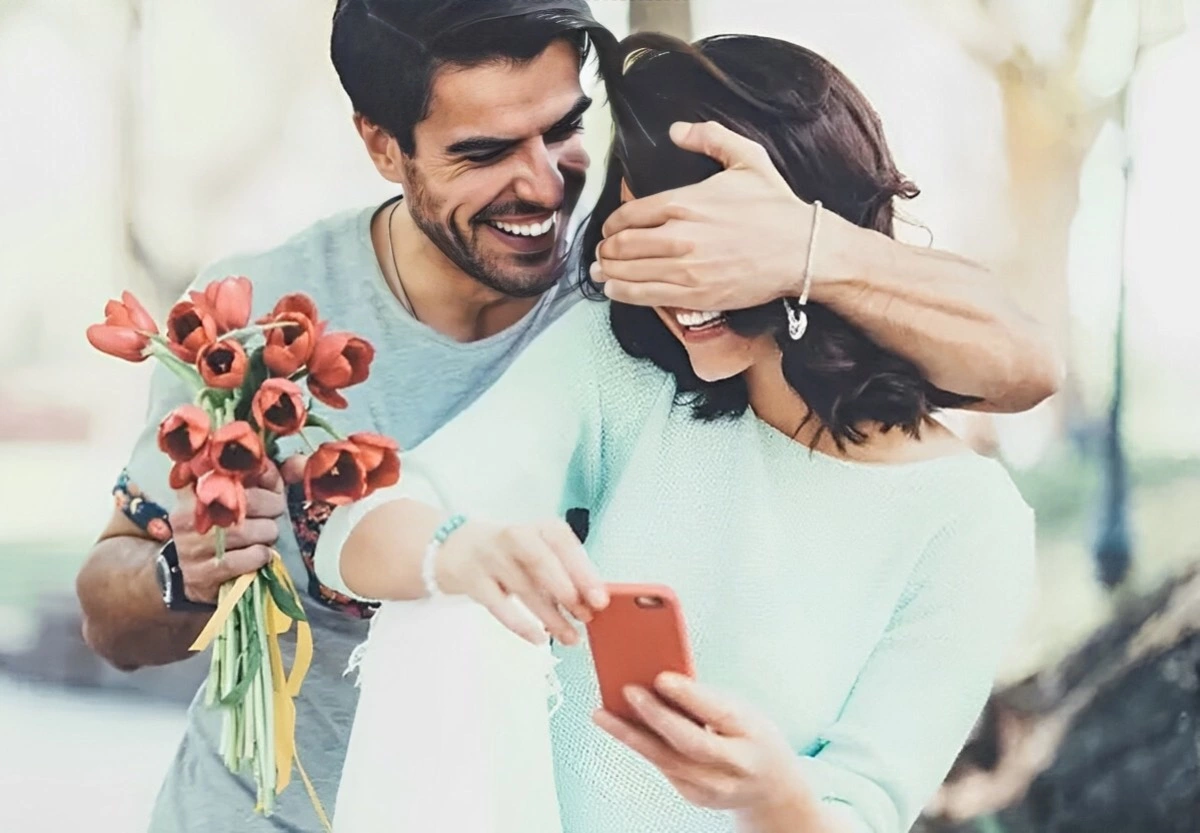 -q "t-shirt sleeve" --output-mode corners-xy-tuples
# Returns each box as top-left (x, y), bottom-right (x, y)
(794, 475), (1037, 833)
(314, 304), (605, 600)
